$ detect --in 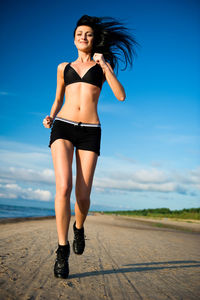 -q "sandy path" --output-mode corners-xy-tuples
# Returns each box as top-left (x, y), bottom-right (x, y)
(0, 214), (200, 300)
